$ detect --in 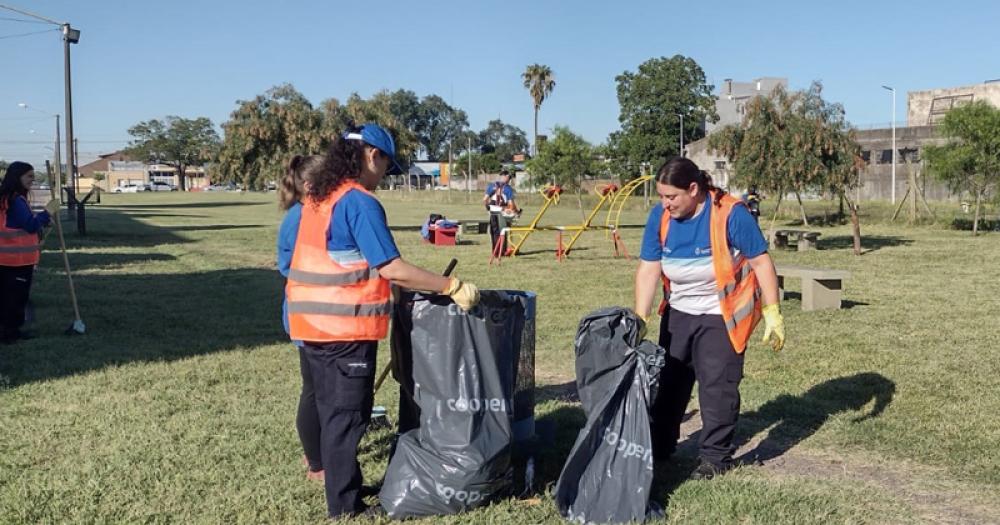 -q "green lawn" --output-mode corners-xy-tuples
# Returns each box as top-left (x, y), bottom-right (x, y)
(1, 190), (998, 523)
